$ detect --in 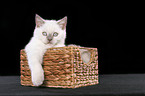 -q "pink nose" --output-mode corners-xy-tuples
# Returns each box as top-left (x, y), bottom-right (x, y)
(47, 34), (53, 41)
(48, 38), (52, 41)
